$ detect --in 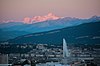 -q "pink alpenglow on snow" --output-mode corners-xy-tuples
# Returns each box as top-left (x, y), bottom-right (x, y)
(24, 13), (60, 24)
(24, 17), (31, 24)
(0, 0), (100, 23)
